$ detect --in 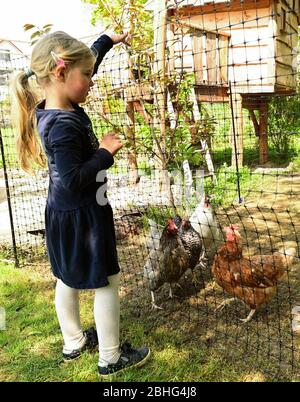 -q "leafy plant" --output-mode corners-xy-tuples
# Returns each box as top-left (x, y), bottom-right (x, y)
(81, 0), (153, 52)
(23, 23), (53, 46)
(268, 96), (300, 157)
(205, 163), (260, 207)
